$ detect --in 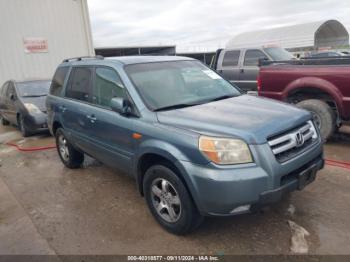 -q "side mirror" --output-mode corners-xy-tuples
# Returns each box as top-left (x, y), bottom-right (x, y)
(110, 97), (131, 115)
(258, 57), (270, 66)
